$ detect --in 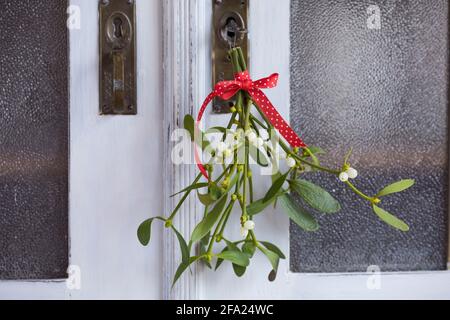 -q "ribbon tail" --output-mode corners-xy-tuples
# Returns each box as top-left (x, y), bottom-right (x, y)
(249, 89), (307, 148)
(194, 91), (217, 180)
(194, 141), (209, 179)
